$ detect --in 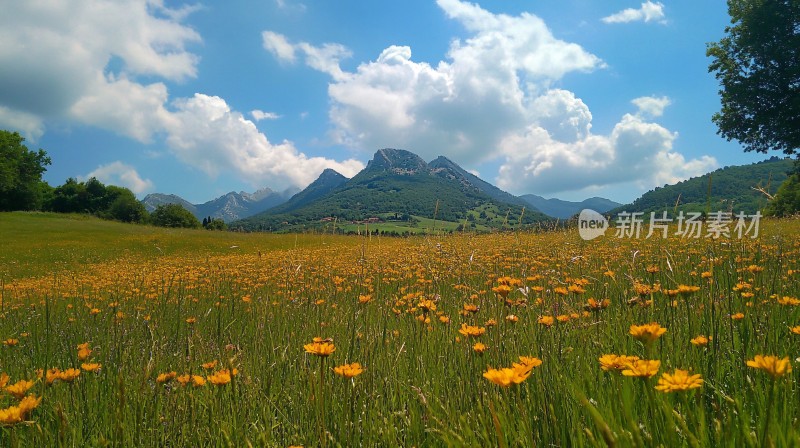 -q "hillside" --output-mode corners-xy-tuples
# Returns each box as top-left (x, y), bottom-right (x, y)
(519, 195), (621, 219)
(607, 157), (794, 217)
(264, 169), (348, 215)
(232, 148), (550, 232)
